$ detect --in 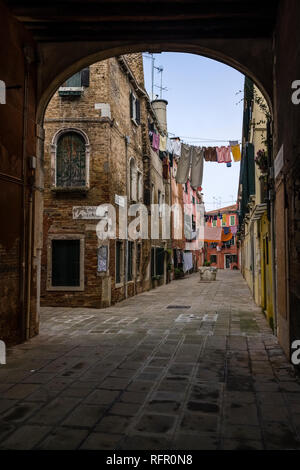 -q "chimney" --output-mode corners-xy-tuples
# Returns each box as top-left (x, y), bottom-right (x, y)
(151, 99), (168, 134)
